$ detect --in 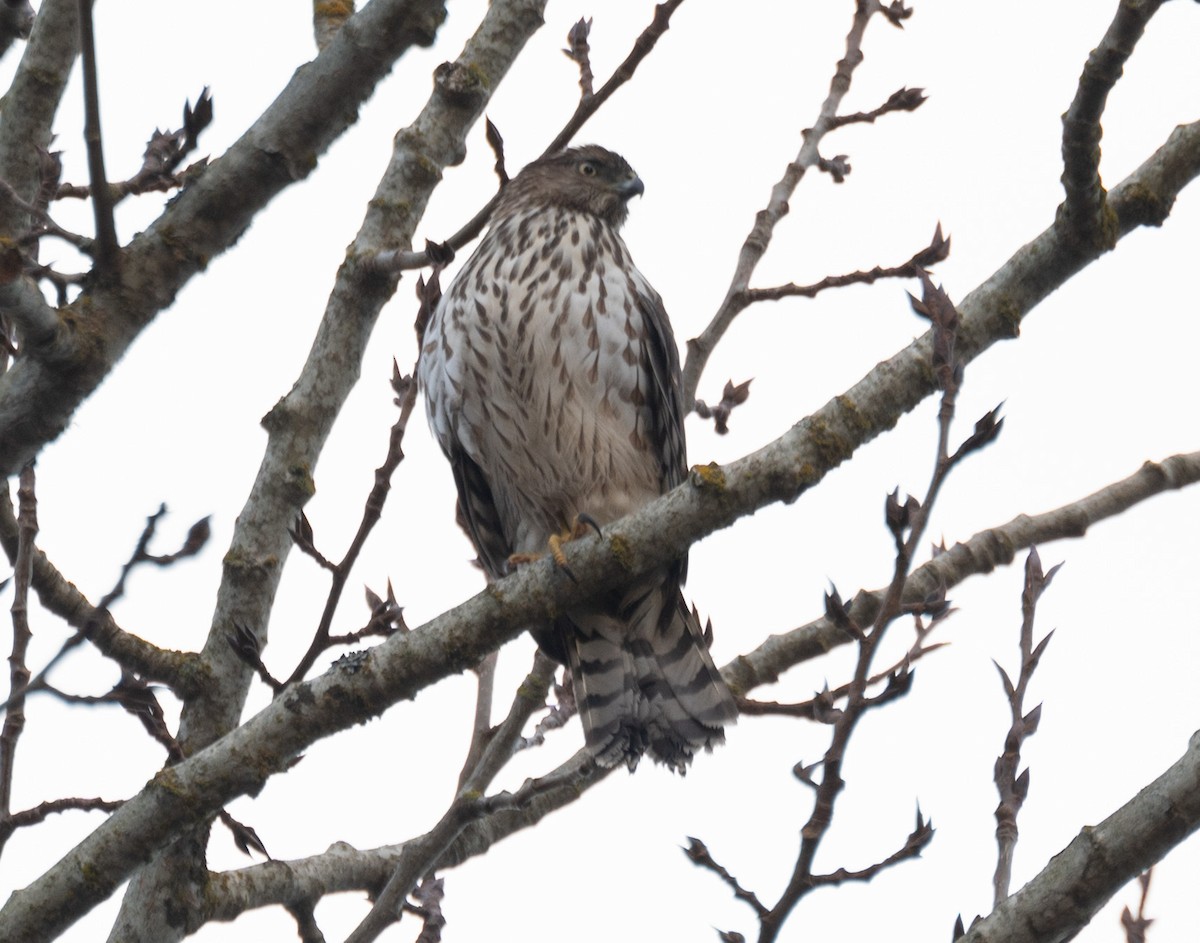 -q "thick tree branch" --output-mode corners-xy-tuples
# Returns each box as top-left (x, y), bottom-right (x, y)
(0, 0), (79, 242)
(0, 277), (57, 347)
(1059, 0), (1166, 249)
(313, 0), (354, 51)
(0, 0), (78, 372)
